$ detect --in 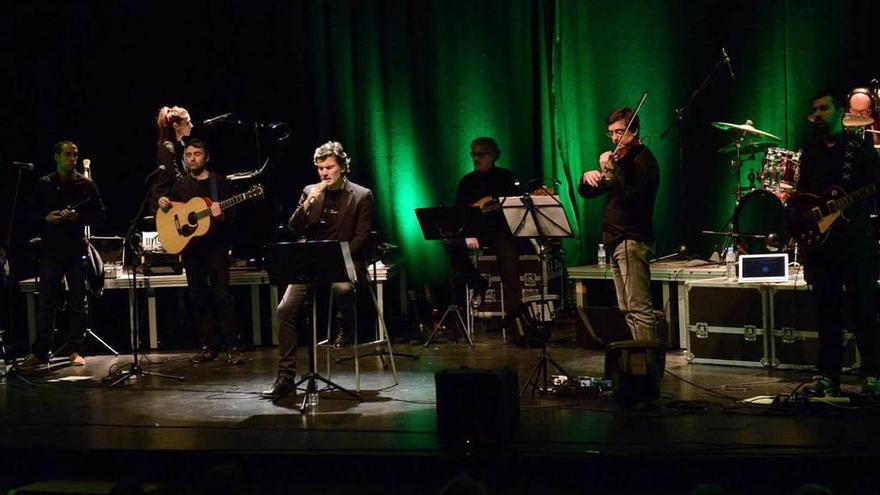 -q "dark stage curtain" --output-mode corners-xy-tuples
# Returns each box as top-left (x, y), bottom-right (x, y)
(2, 0), (878, 284)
